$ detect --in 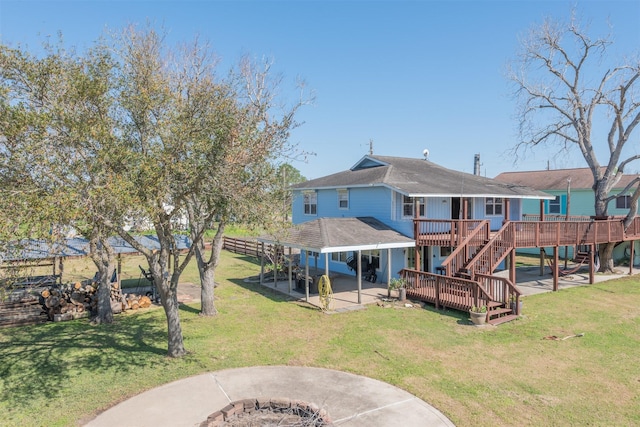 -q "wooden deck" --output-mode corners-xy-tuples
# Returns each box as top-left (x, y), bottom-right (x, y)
(404, 216), (640, 324)
(401, 268), (522, 325)
(415, 217), (640, 248)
